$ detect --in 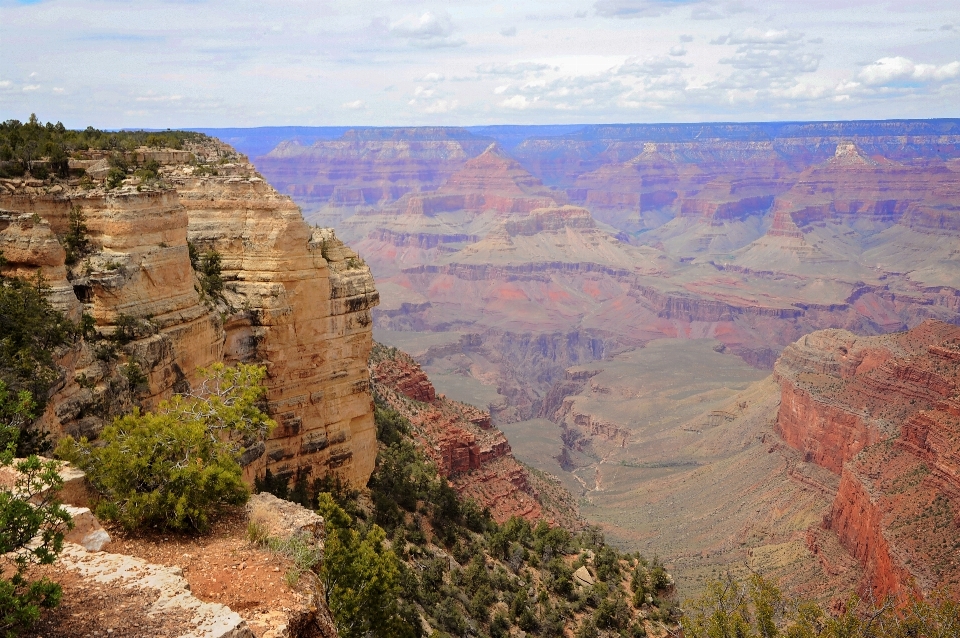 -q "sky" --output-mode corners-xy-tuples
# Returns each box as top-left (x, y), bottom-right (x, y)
(1, 0), (959, 128)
